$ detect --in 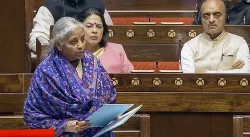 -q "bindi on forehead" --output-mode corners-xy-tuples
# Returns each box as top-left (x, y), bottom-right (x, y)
(85, 14), (102, 23)
(86, 22), (102, 25)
